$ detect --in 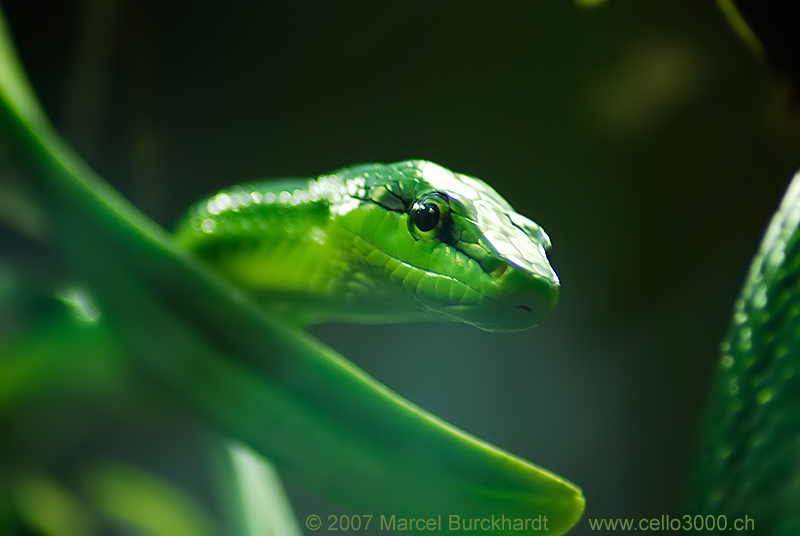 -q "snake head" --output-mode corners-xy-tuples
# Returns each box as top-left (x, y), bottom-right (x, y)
(334, 161), (560, 331)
